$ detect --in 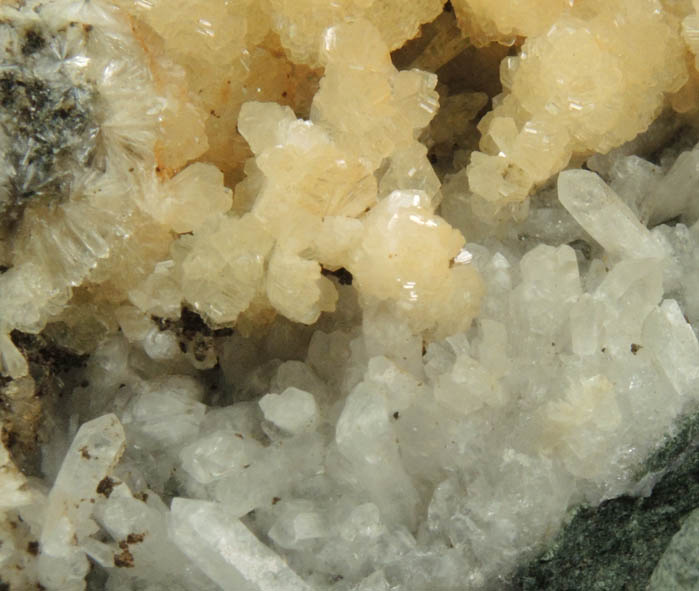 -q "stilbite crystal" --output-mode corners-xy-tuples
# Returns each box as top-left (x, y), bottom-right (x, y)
(464, 0), (688, 219)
